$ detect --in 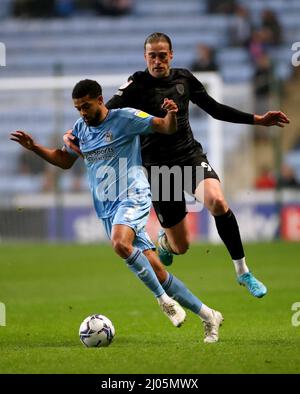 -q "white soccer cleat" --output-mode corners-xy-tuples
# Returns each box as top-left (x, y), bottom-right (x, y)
(202, 310), (224, 343)
(159, 298), (186, 327)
